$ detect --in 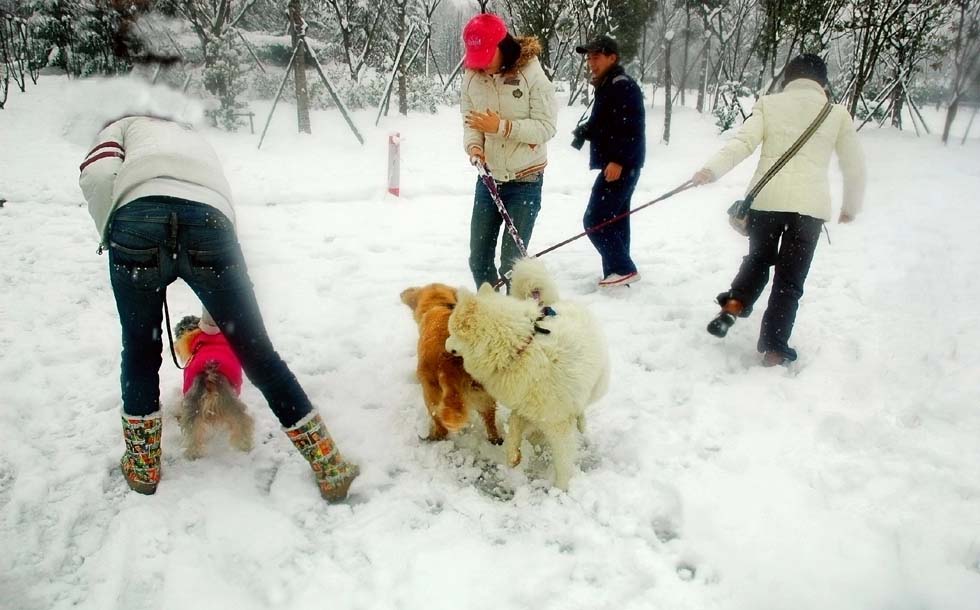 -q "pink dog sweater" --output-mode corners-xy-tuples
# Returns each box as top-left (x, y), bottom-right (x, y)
(182, 332), (244, 395)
